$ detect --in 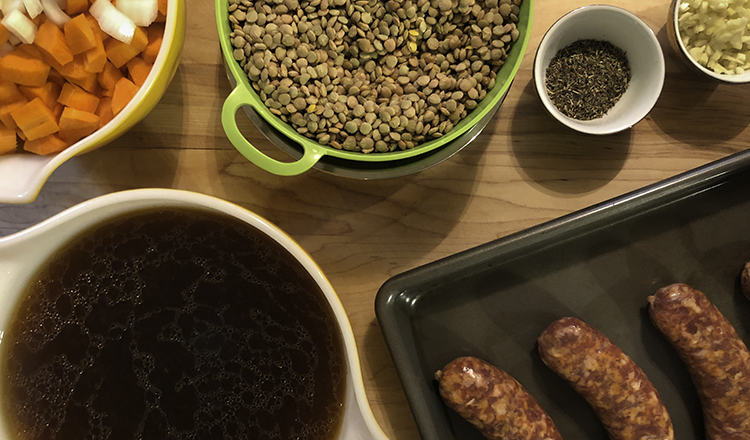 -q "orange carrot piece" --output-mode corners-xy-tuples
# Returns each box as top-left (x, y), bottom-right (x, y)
(86, 13), (109, 42)
(0, 50), (51, 87)
(97, 61), (123, 92)
(0, 123), (17, 155)
(127, 57), (151, 87)
(49, 54), (98, 93)
(111, 77), (138, 115)
(19, 82), (61, 110)
(58, 82), (100, 113)
(0, 81), (24, 104)
(58, 106), (99, 143)
(0, 99), (29, 129)
(105, 26), (148, 68)
(157, 0), (168, 16)
(18, 44), (45, 60)
(66, 0), (88, 15)
(35, 20), (75, 67)
(84, 28), (107, 73)
(142, 23), (164, 64)
(96, 96), (114, 127)
(10, 98), (59, 140)
(65, 14), (97, 55)
(53, 102), (64, 121)
(0, 24), (9, 47)
(23, 134), (70, 155)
